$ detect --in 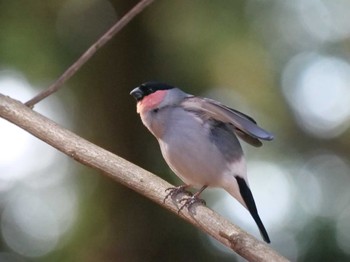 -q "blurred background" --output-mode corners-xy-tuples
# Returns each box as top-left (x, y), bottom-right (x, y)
(1, 0), (350, 261)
